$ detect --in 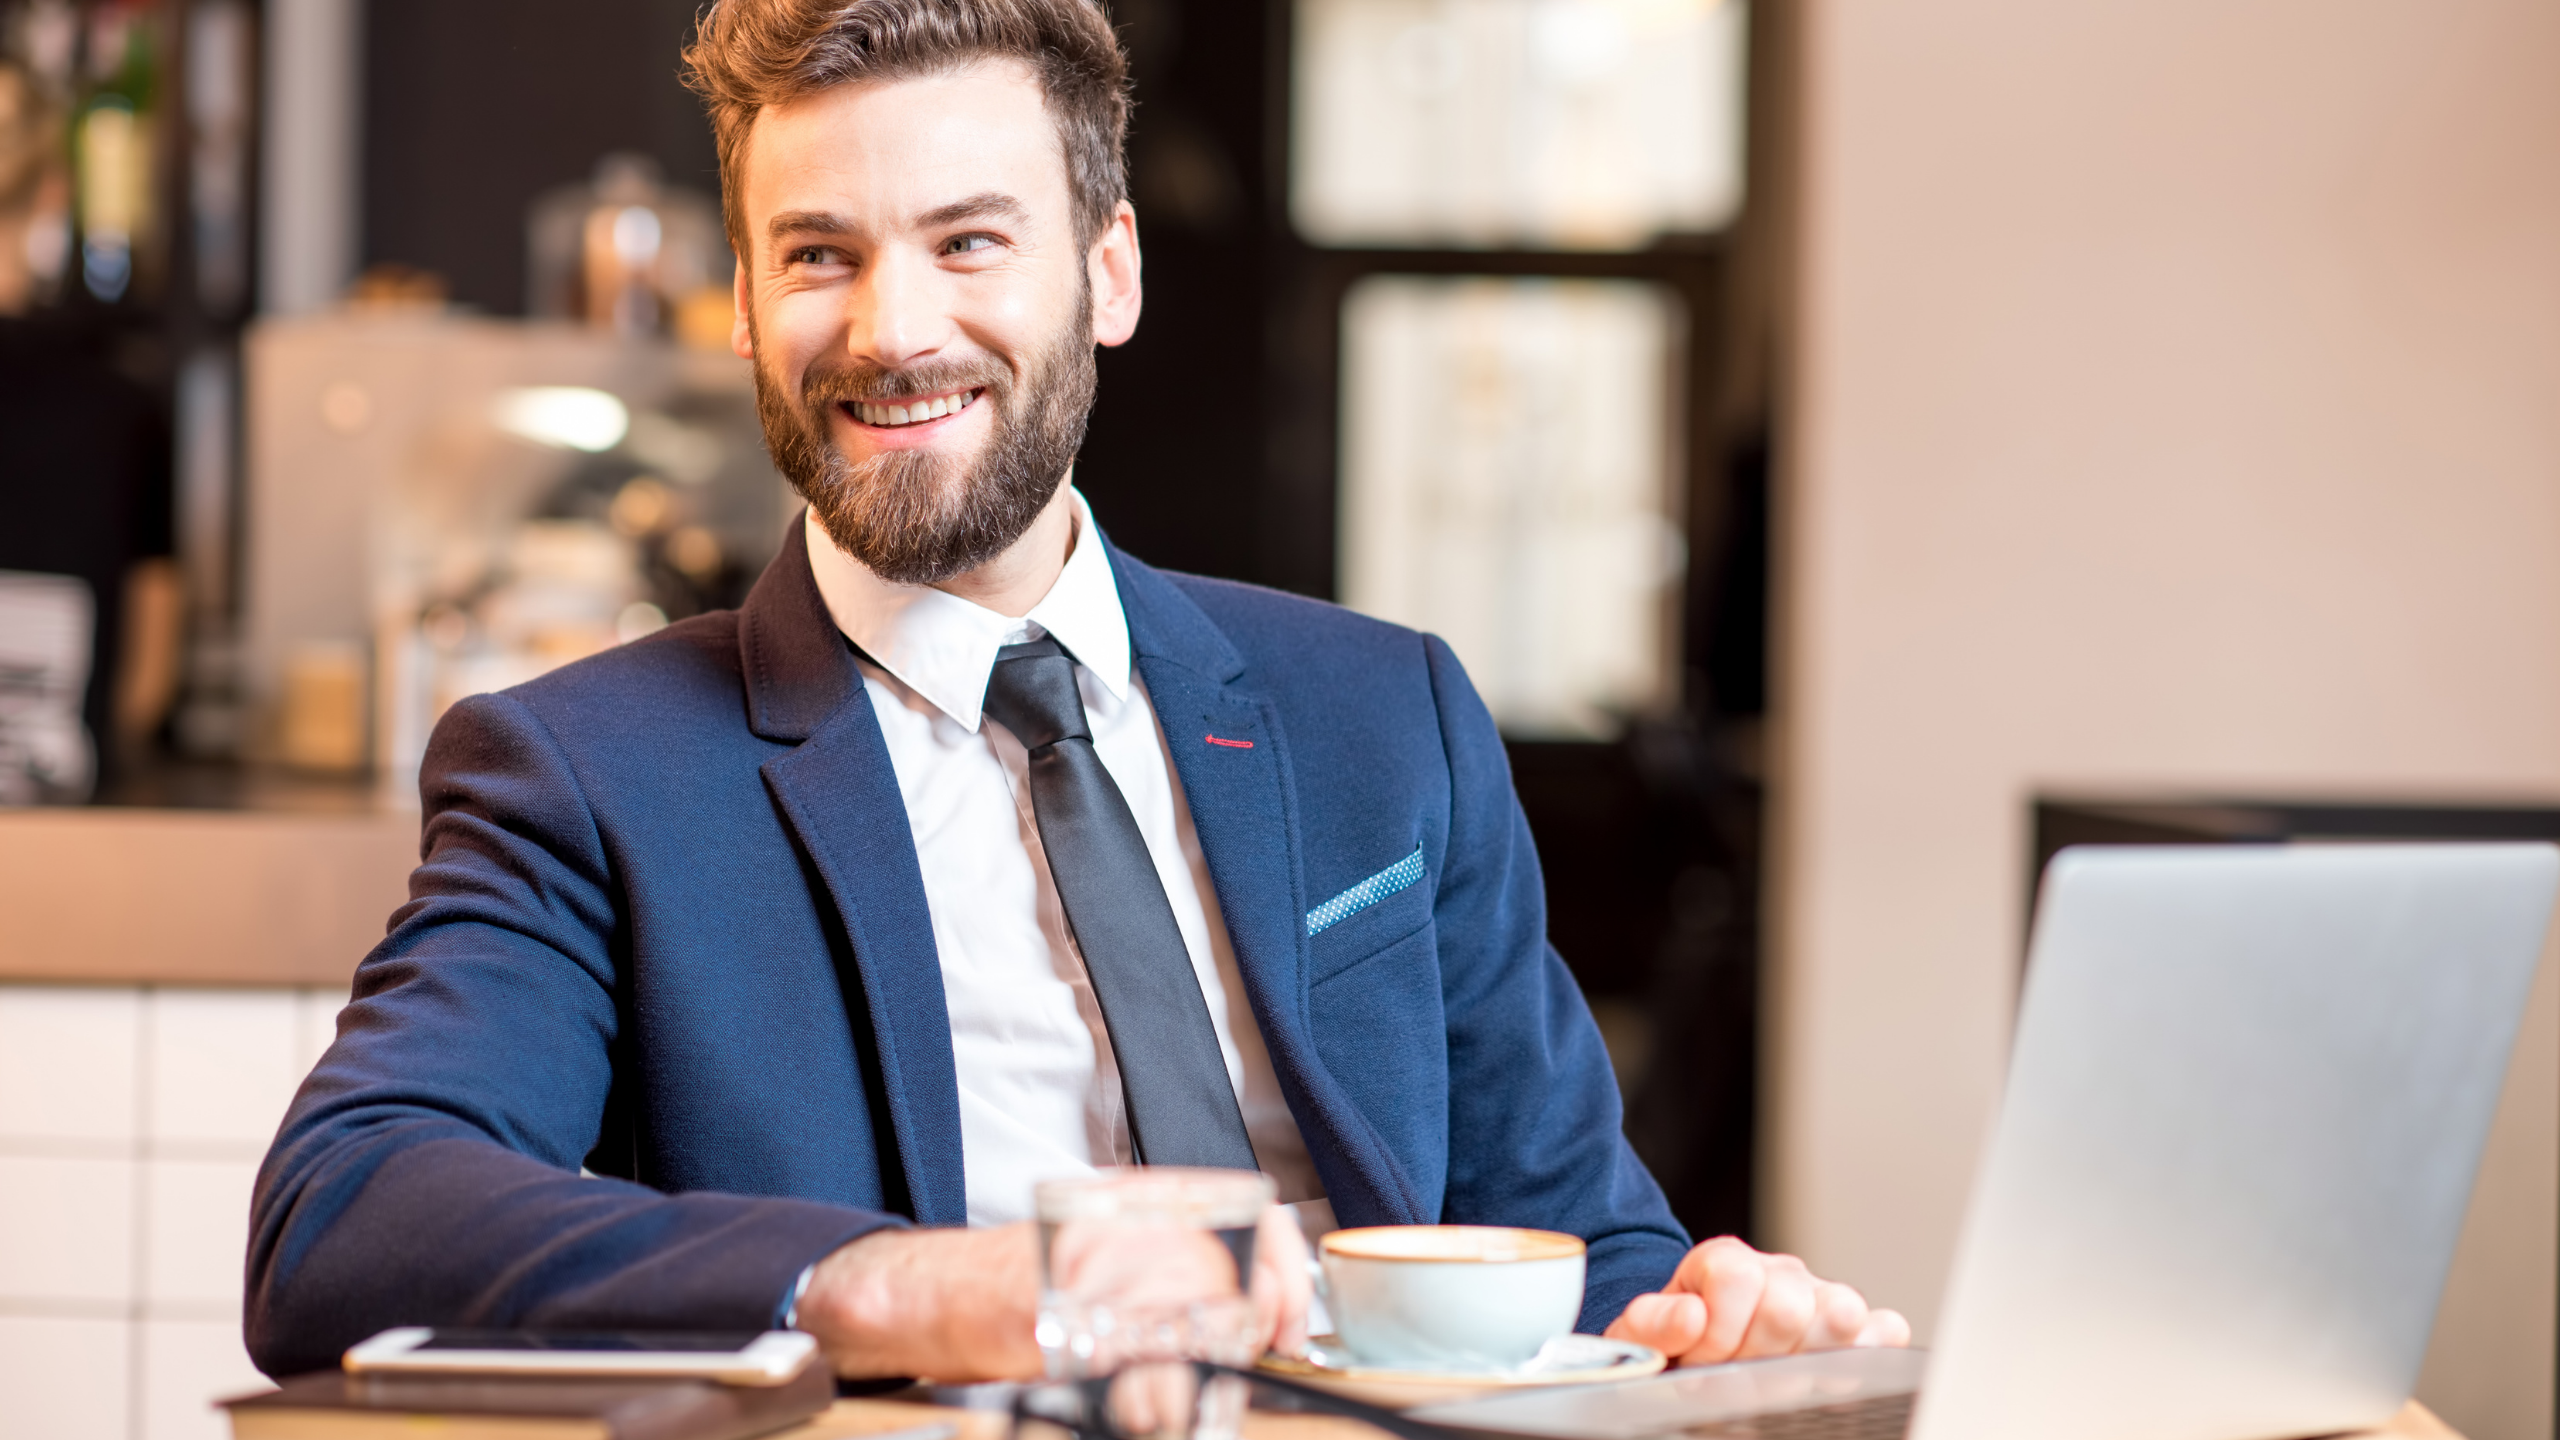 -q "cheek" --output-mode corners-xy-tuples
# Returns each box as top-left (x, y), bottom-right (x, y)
(755, 287), (846, 378)
(956, 272), (1080, 371)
